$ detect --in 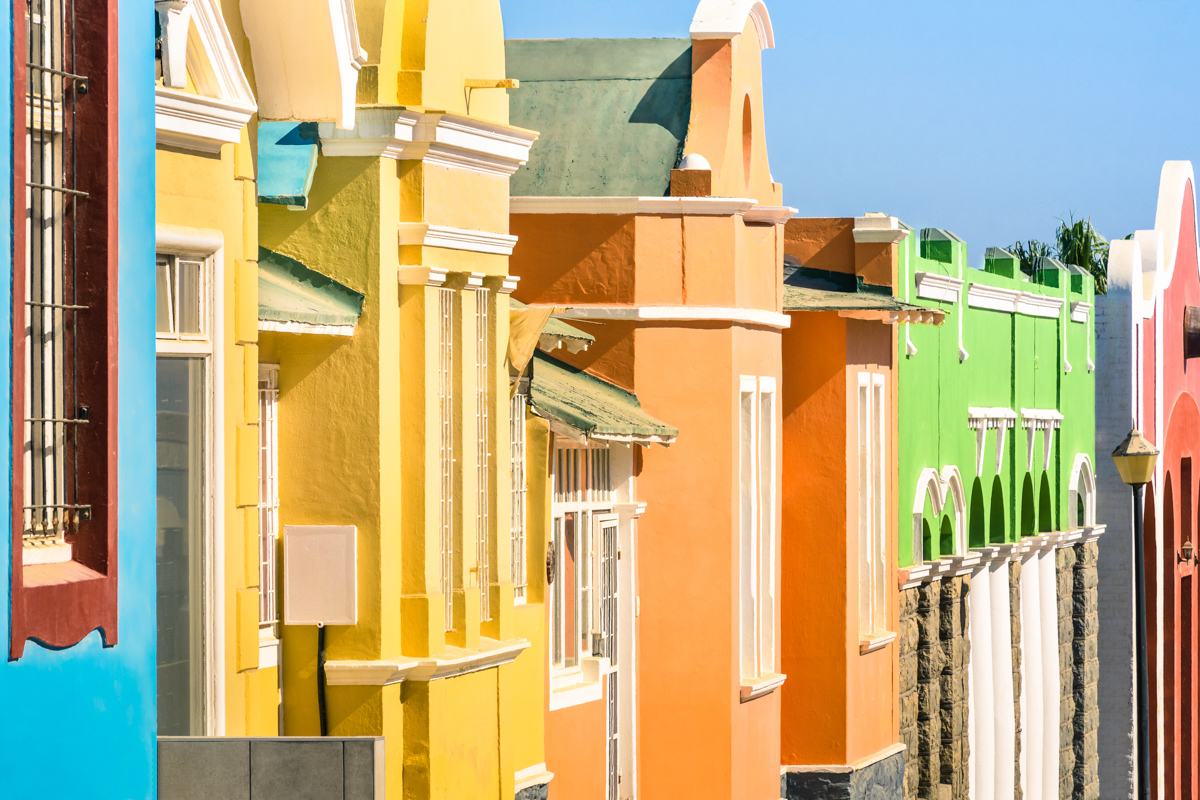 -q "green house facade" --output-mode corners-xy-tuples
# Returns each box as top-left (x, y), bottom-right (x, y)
(895, 229), (1103, 800)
